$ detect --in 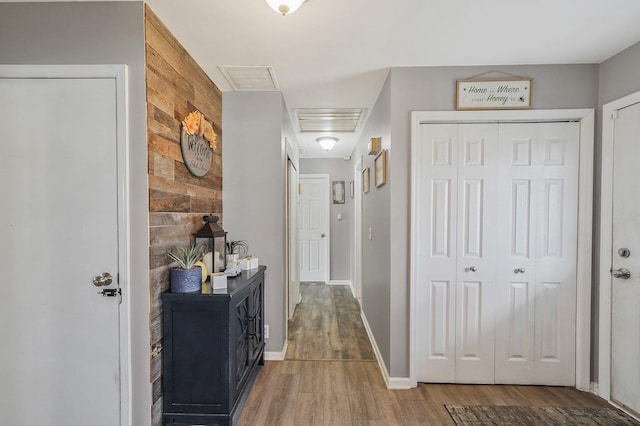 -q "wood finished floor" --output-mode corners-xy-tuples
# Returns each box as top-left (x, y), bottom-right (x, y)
(238, 283), (613, 425)
(285, 283), (375, 361)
